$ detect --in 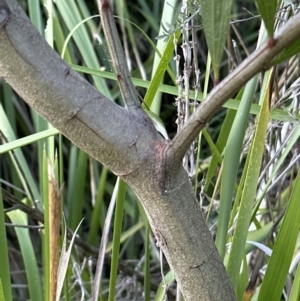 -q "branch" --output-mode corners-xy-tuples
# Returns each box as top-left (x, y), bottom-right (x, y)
(0, 0), (156, 177)
(168, 14), (300, 168)
(0, 0), (237, 299)
(98, 0), (141, 109)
